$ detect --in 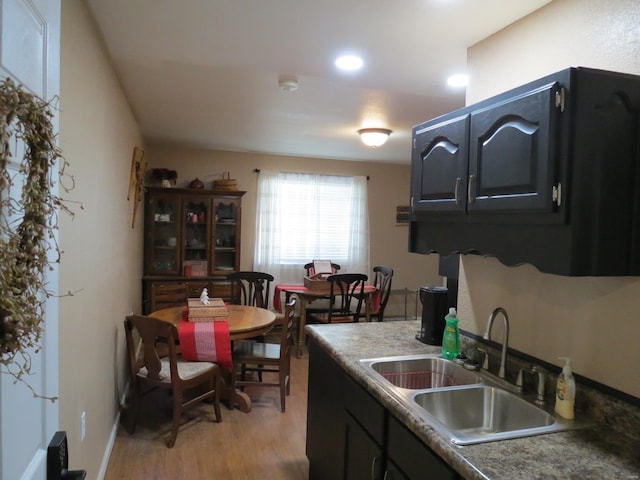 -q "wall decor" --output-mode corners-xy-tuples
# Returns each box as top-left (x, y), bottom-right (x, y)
(396, 205), (410, 225)
(128, 146), (146, 228)
(0, 77), (78, 395)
